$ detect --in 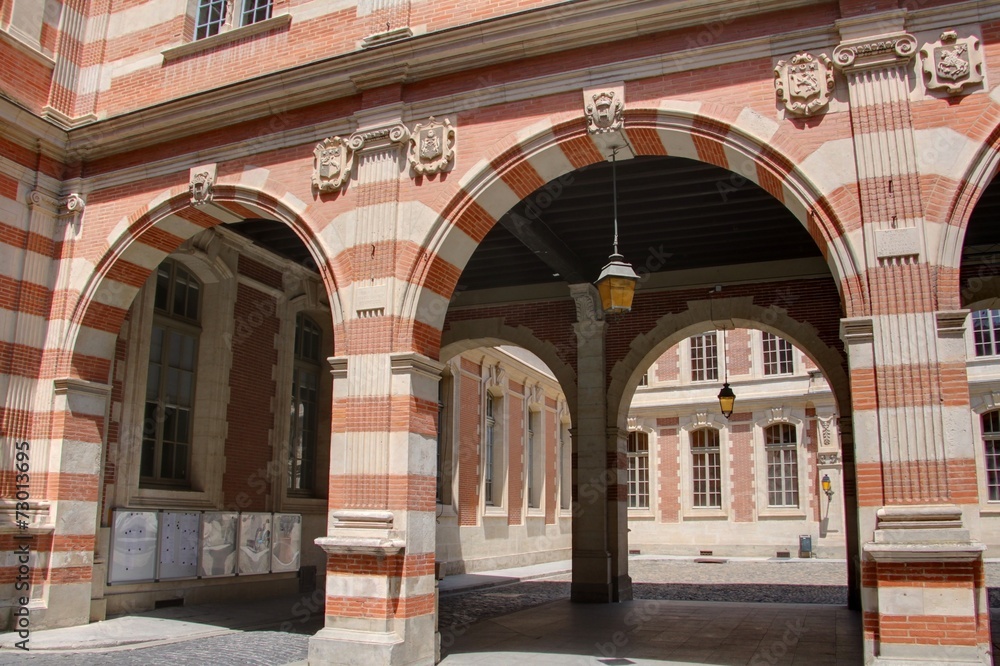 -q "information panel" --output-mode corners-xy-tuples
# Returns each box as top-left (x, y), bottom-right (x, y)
(158, 511), (200, 580)
(271, 513), (302, 572)
(199, 511), (238, 578)
(109, 510), (158, 584)
(238, 512), (272, 575)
